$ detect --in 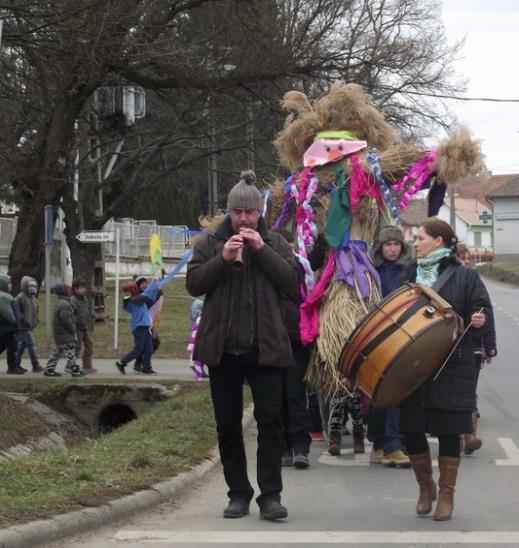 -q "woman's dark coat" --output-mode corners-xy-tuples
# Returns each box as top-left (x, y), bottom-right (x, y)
(400, 255), (493, 413)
